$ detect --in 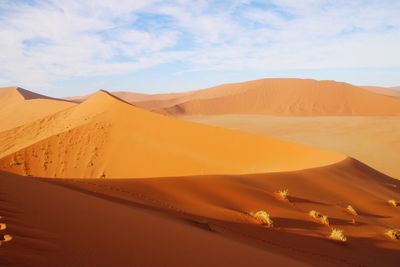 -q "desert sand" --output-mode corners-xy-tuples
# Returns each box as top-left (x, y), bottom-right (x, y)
(104, 78), (400, 116)
(0, 83), (399, 266)
(362, 86), (400, 97)
(0, 89), (344, 178)
(0, 87), (76, 132)
(2, 158), (399, 266)
(182, 115), (400, 179)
